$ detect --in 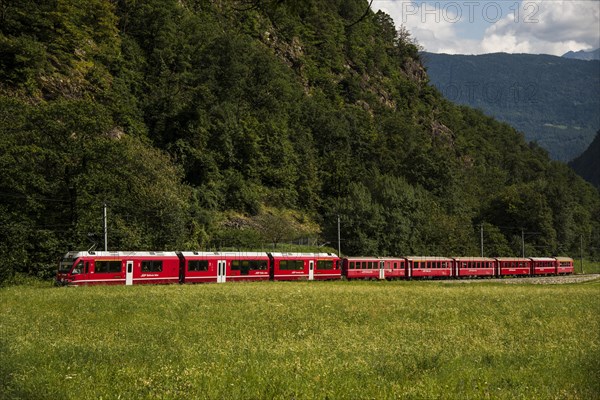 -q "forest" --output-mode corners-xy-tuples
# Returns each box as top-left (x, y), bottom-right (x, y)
(1, 0), (599, 283)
